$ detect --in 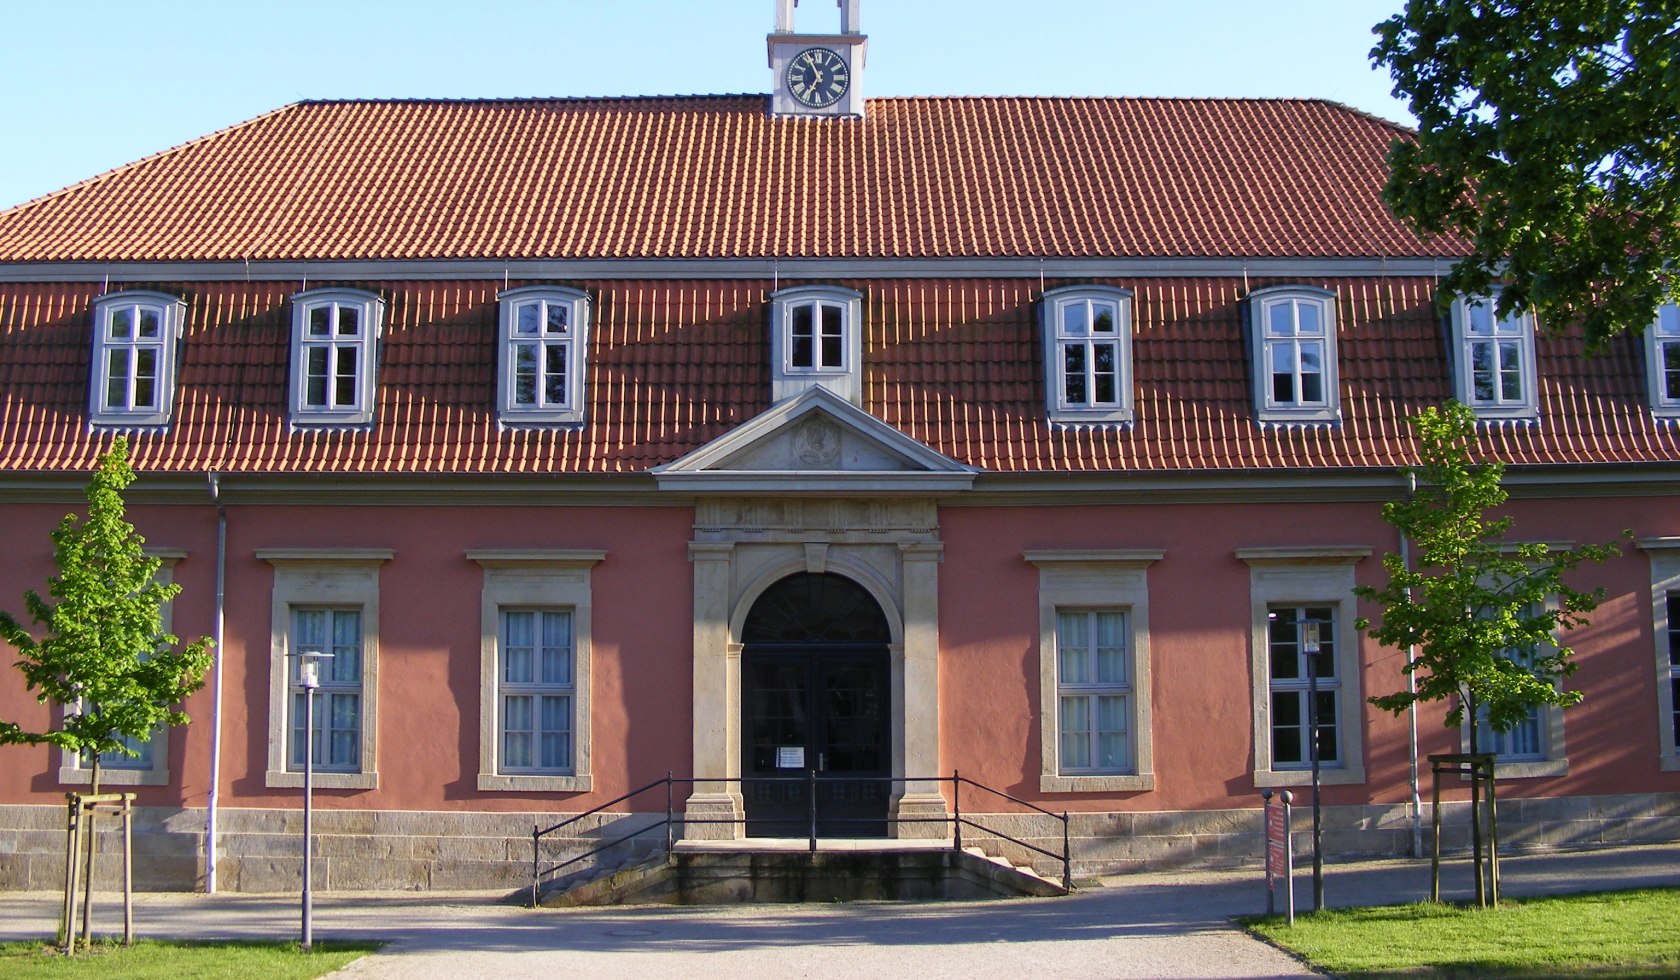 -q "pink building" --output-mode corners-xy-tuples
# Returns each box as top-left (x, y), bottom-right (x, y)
(1, 7), (1678, 892)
